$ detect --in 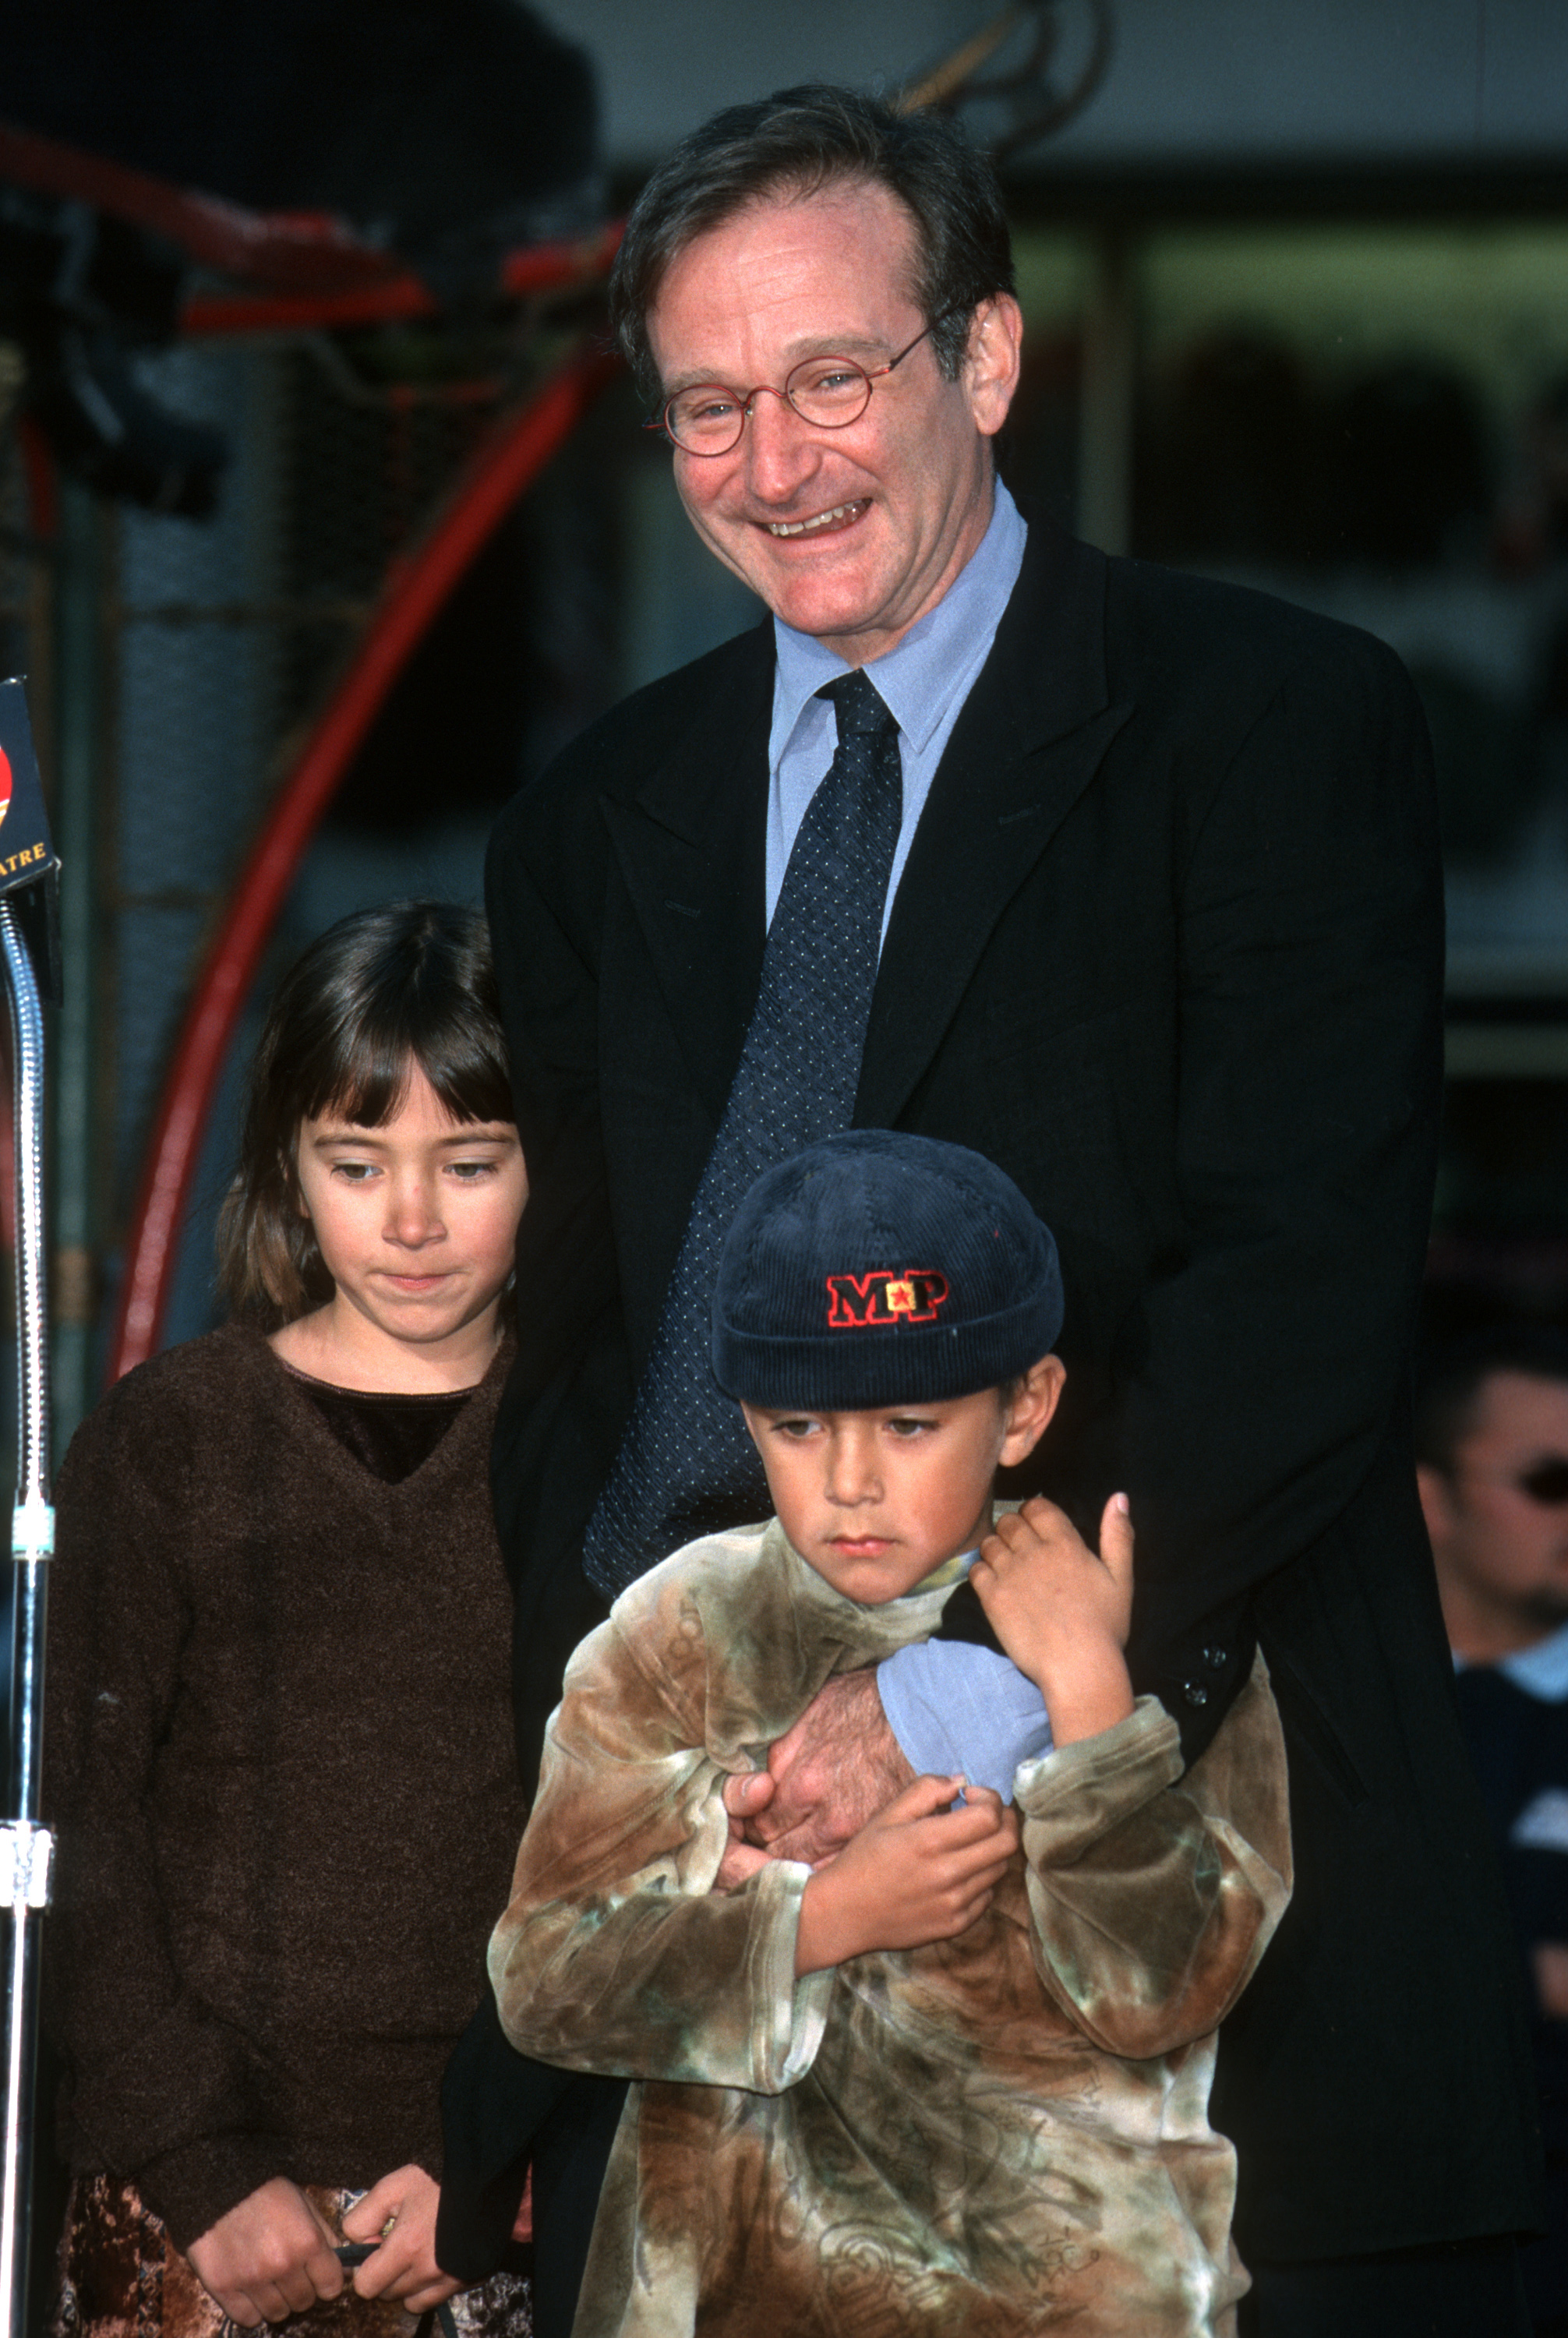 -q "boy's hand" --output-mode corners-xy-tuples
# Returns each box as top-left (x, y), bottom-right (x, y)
(186, 2178), (344, 2326)
(794, 1772), (1019, 1974)
(341, 2166), (462, 2312)
(970, 1493), (1135, 1746)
